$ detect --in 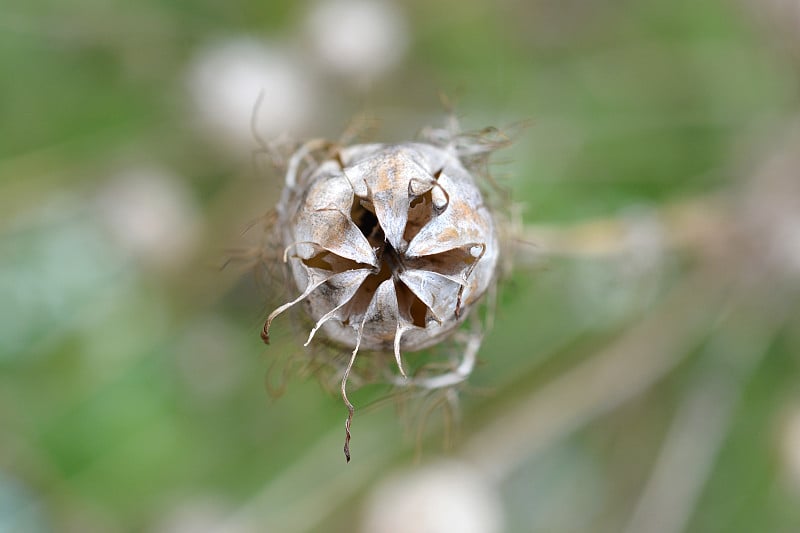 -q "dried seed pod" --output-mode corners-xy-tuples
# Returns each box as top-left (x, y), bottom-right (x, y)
(263, 136), (501, 461)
